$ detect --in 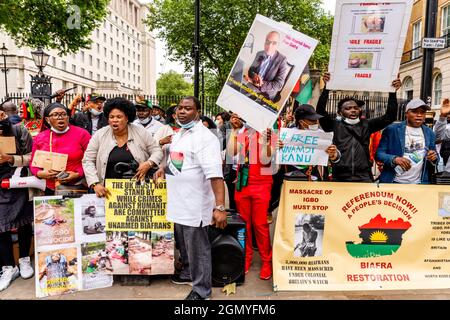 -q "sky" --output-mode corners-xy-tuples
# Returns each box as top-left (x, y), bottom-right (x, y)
(150, 0), (337, 76)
